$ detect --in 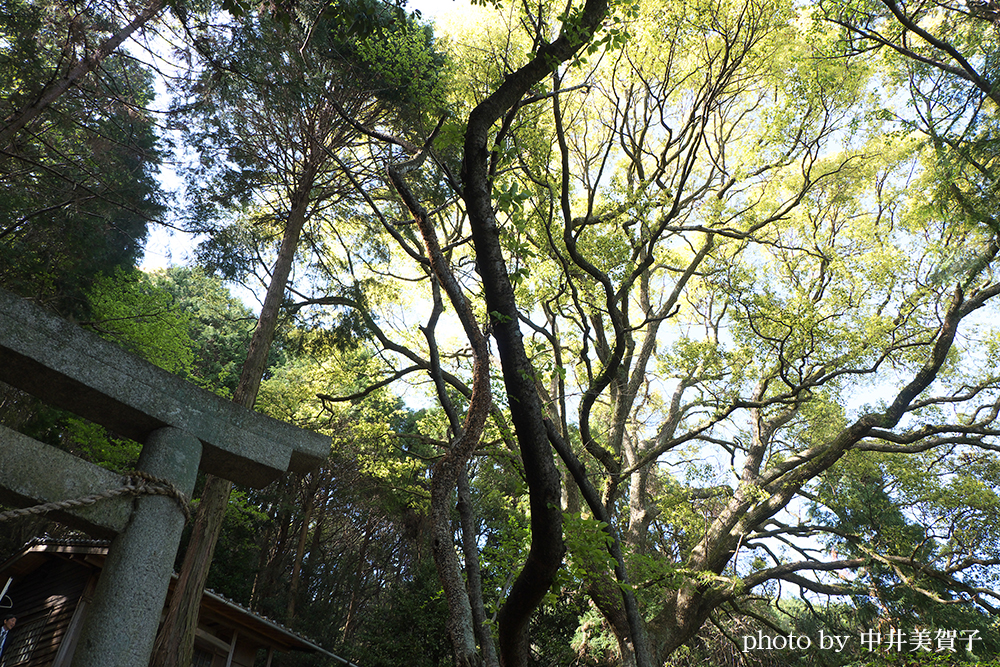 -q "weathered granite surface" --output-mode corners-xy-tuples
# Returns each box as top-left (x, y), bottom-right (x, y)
(0, 425), (131, 536)
(0, 287), (329, 487)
